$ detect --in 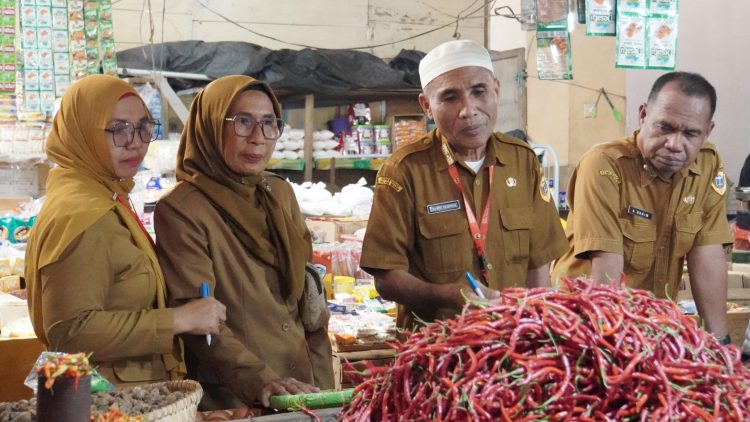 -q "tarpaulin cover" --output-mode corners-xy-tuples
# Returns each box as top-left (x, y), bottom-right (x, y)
(116, 41), (424, 93)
